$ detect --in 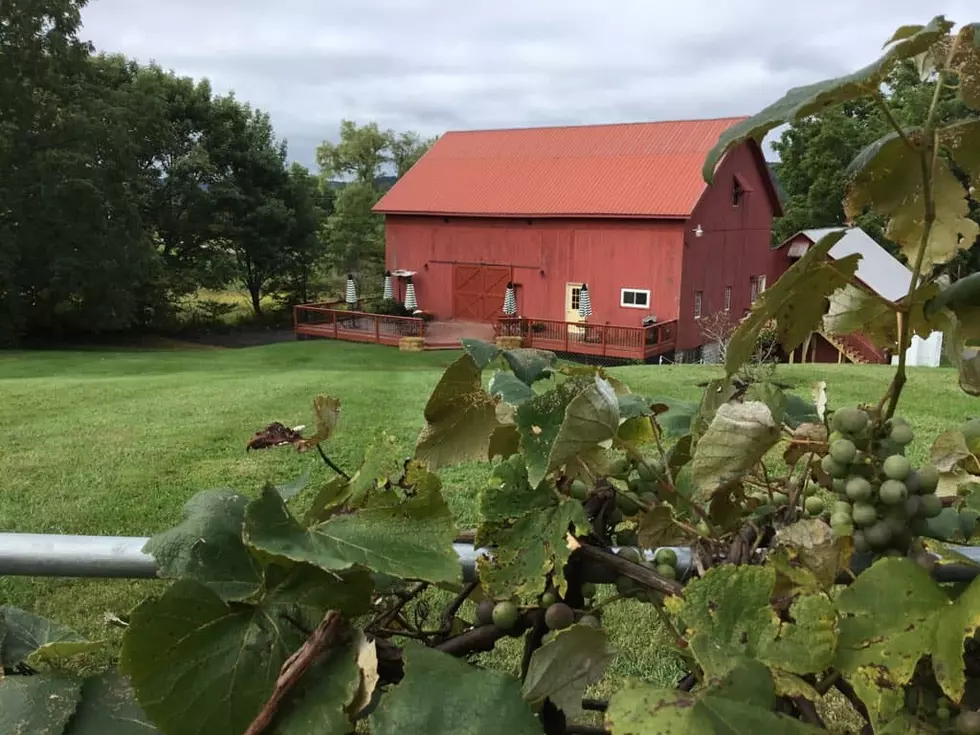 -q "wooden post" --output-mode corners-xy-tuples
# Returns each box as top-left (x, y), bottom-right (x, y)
(601, 325), (608, 357)
(375, 317), (380, 344)
(564, 321), (569, 353)
(333, 312), (338, 339)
